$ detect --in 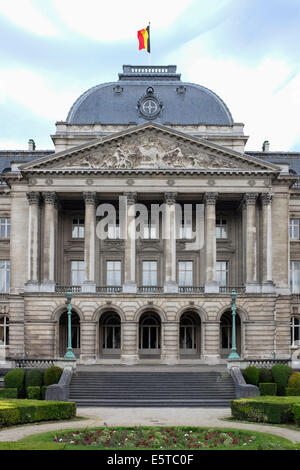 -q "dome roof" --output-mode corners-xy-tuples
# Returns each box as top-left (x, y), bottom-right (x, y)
(67, 65), (234, 126)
